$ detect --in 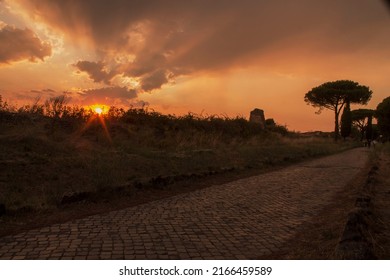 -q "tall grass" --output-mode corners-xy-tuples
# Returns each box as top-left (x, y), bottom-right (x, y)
(0, 95), (356, 212)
